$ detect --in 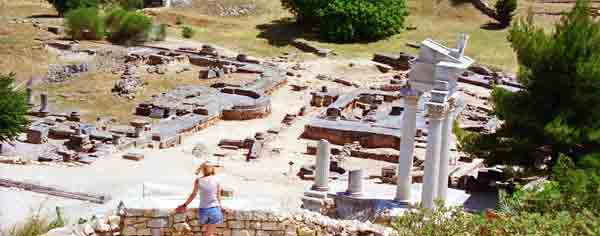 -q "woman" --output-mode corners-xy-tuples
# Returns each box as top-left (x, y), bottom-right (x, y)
(176, 161), (227, 236)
